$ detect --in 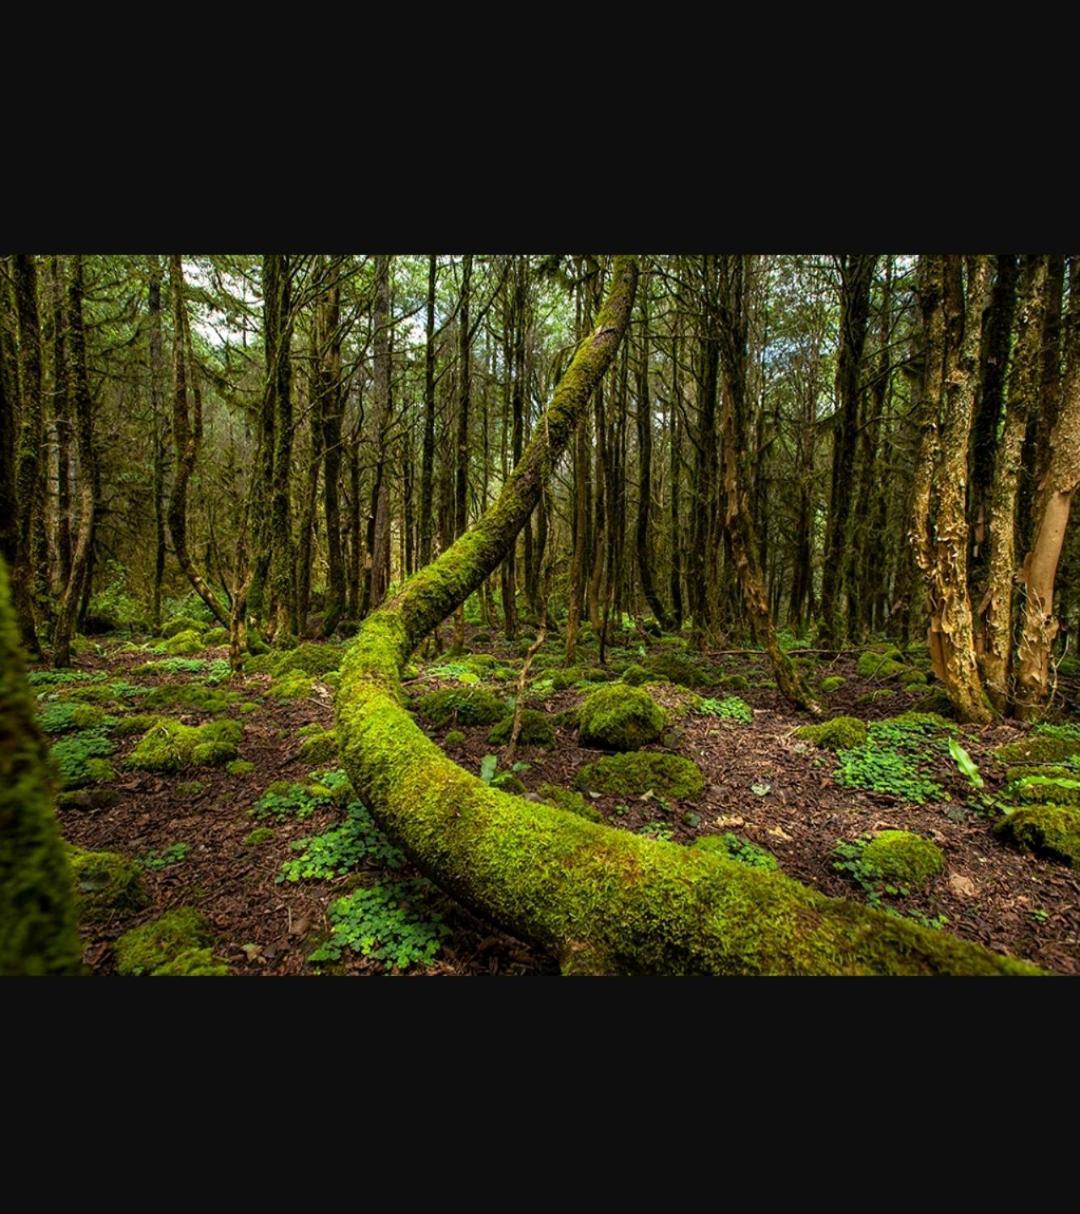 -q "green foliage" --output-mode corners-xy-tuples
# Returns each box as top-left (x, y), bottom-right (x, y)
(37, 700), (114, 734)
(537, 782), (603, 822)
(856, 649), (910, 680)
(644, 651), (709, 689)
(87, 561), (148, 630)
(298, 728), (338, 764)
(833, 834), (941, 909)
(115, 908), (227, 976)
(277, 800), (405, 882)
(143, 682), (238, 714)
(162, 629), (204, 656)
(948, 738), (985, 789)
(994, 804), (1080, 867)
(250, 780), (328, 823)
(27, 668), (103, 689)
(63, 679), (146, 705)
(443, 730), (466, 747)
(819, 676), (846, 694)
(266, 669), (315, 700)
(244, 827), (275, 846)
(577, 683), (664, 751)
(274, 642), (344, 677)
(161, 615), (206, 639)
(1001, 775), (1080, 806)
(720, 673), (751, 692)
(861, 831), (945, 888)
(637, 822), (674, 841)
(550, 665), (611, 691)
(133, 656), (229, 681)
(994, 733), (1080, 765)
(620, 663), (651, 686)
(140, 842), (191, 870)
(226, 759), (255, 776)
(126, 718), (243, 772)
(576, 751), (705, 798)
(416, 687), (506, 727)
(795, 715), (867, 751)
(831, 713), (955, 804)
(479, 754), (498, 784)
(307, 768), (354, 804)
(487, 710), (555, 747)
(696, 696), (753, 724)
(51, 729), (116, 788)
(491, 772), (526, 794)
(694, 832), (779, 871)
(308, 880), (452, 970)
(67, 846), (146, 921)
